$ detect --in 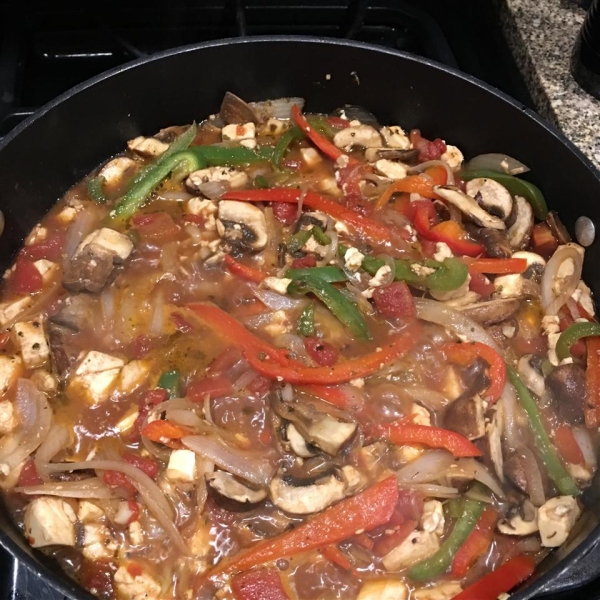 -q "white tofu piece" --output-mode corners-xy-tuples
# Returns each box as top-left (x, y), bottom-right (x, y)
(316, 174), (343, 196)
(33, 260), (58, 282)
(375, 159), (407, 180)
(25, 225), (47, 246)
(421, 500), (445, 535)
(67, 351), (125, 404)
(129, 520), (144, 545)
(542, 315), (560, 336)
(78, 501), (105, 522)
(116, 407), (140, 434)
(98, 157), (137, 186)
(82, 523), (118, 560)
(350, 378), (365, 389)
(381, 126), (410, 149)
(344, 247), (365, 272)
(24, 497), (77, 547)
(0, 297), (33, 326)
(79, 228), (133, 261)
(300, 147), (323, 168)
(0, 355), (22, 394)
(357, 580), (409, 600)
(573, 280), (595, 316)
(433, 242), (453, 263)
(411, 404), (431, 427)
(0, 400), (16, 434)
(56, 206), (79, 224)
(334, 221), (351, 236)
(260, 118), (289, 136)
(369, 266), (392, 288)
(538, 496), (581, 547)
(118, 360), (150, 395)
(410, 263), (436, 277)
(114, 565), (161, 600)
(263, 310), (293, 338)
(13, 321), (50, 369)
(333, 125), (382, 150)
(127, 136), (169, 157)
(382, 530), (440, 571)
(441, 144), (464, 170)
(262, 277), (292, 295)
(222, 122), (256, 142)
(240, 139), (257, 149)
(114, 500), (138, 525)
(396, 444), (423, 462)
(413, 582), (463, 600)
(166, 449), (197, 483)
(442, 366), (466, 401)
